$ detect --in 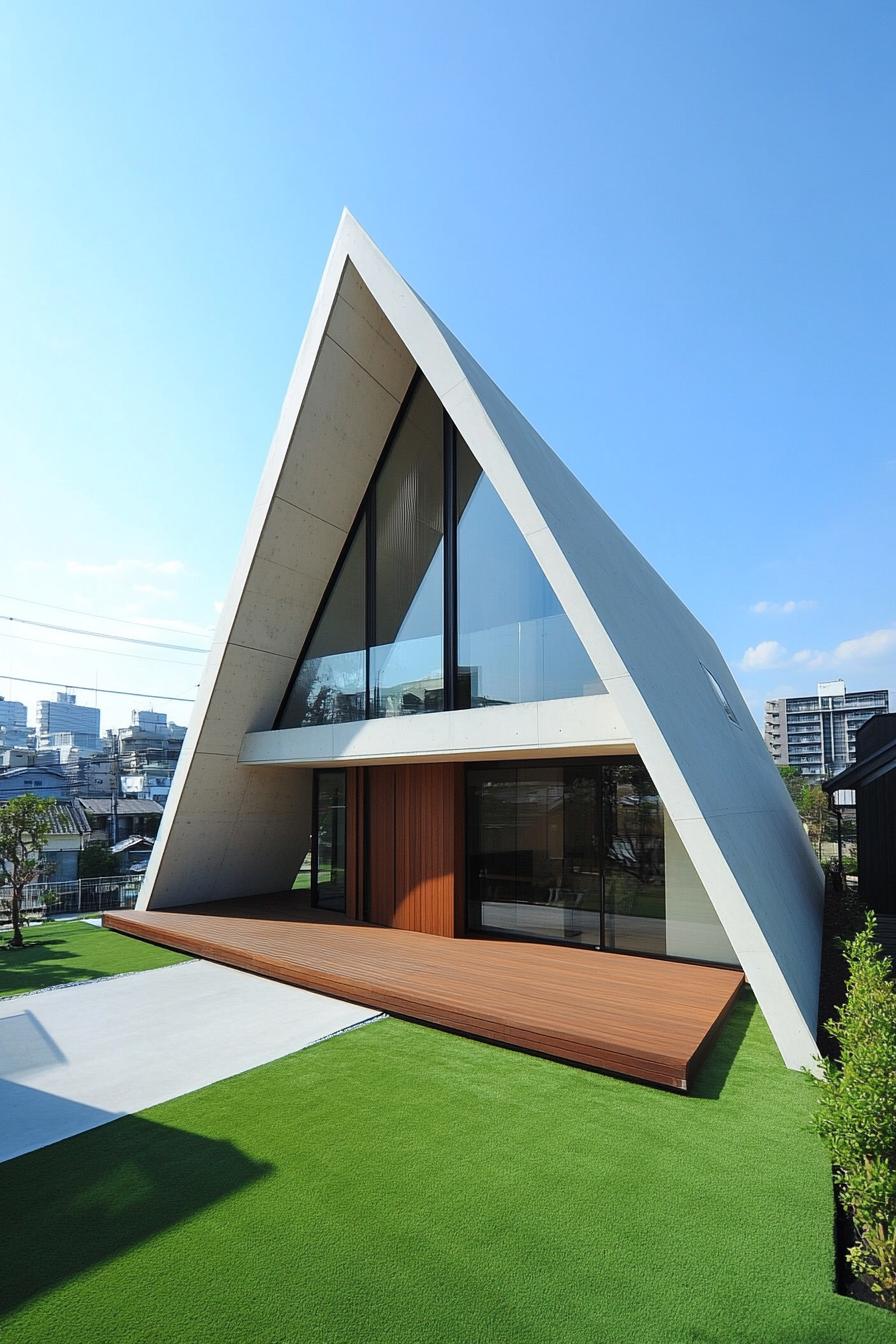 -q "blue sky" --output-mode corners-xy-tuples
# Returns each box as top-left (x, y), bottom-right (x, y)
(1, 1), (893, 733)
